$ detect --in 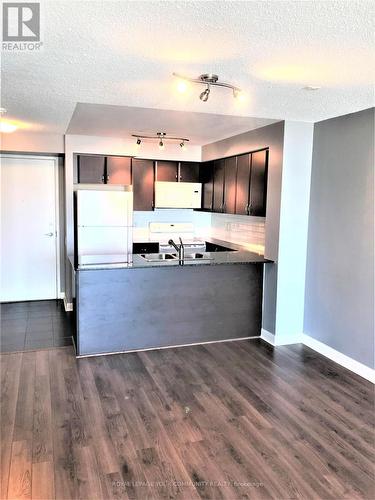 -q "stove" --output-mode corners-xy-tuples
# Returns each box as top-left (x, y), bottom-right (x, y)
(149, 222), (206, 253)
